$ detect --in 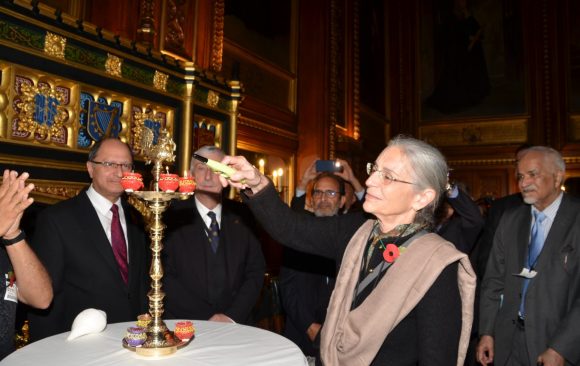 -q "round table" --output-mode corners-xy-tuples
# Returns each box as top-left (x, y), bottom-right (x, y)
(1, 320), (308, 365)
